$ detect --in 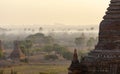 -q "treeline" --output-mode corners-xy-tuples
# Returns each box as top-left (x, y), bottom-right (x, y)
(19, 33), (73, 61)
(74, 33), (98, 50)
(1, 32), (98, 61)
